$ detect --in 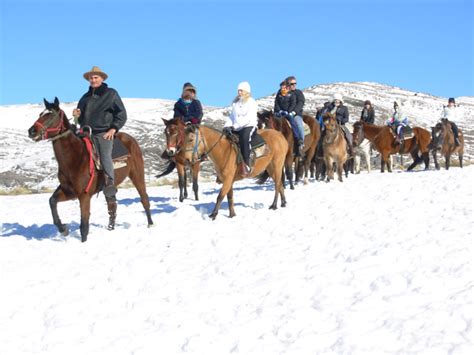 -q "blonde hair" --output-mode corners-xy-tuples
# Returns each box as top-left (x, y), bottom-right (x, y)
(233, 90), (251, 103)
